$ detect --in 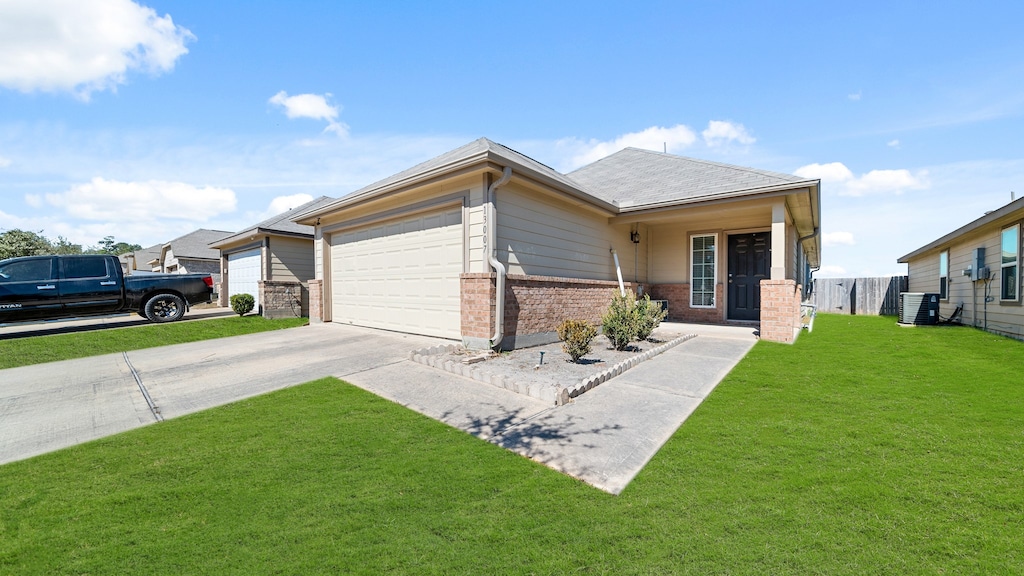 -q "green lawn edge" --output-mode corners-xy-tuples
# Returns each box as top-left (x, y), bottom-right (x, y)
(1, 314), (1021, 574)
(0, 316), (309, 369)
